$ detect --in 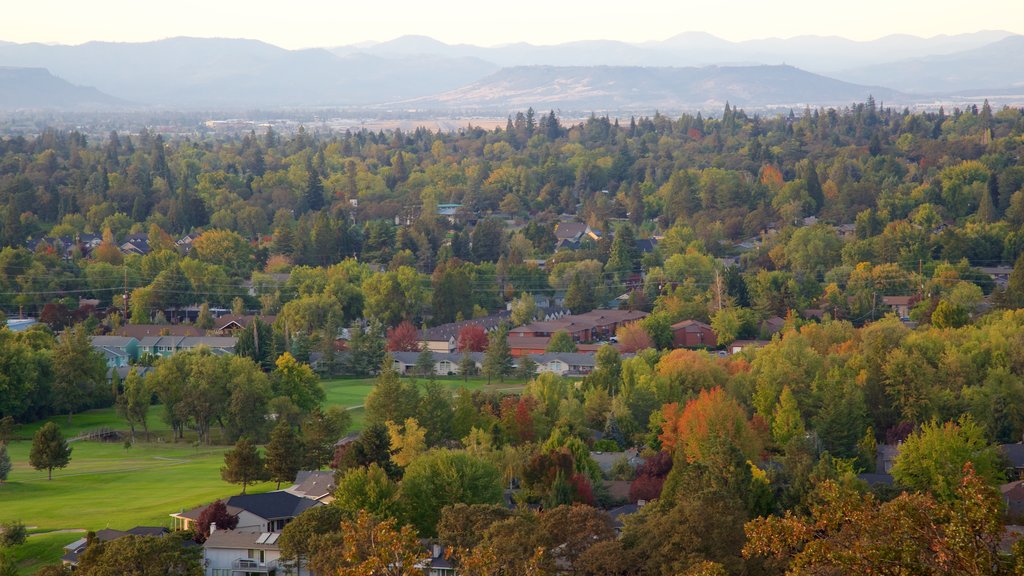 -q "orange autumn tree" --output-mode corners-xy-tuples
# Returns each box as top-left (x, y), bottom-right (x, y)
(659, 387), (762, 463)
